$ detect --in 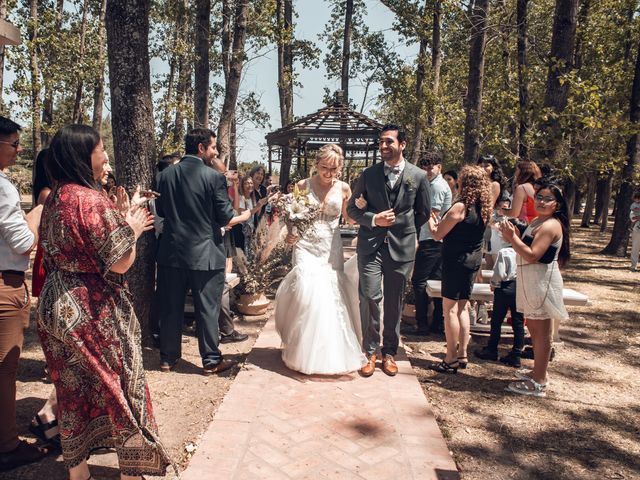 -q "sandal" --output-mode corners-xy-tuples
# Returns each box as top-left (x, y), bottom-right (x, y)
(506, 379), (547, 398)
(430, 360), (459, 374)
(457, 356), (468, 369)
(29, 416), (61, 450)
